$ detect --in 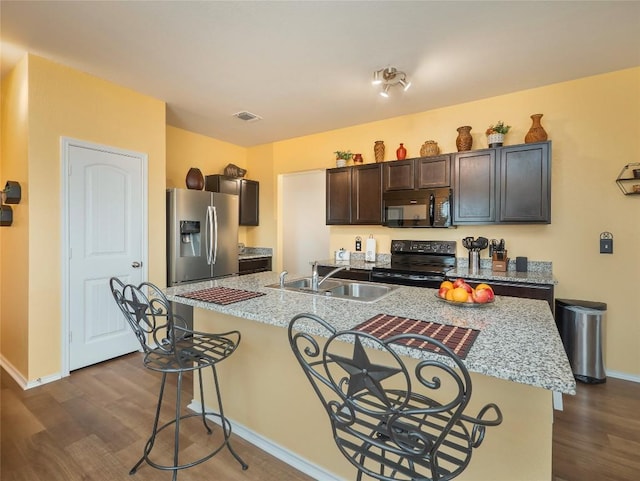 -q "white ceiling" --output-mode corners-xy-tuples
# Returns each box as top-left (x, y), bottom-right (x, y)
(2, 1), (639, 147)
